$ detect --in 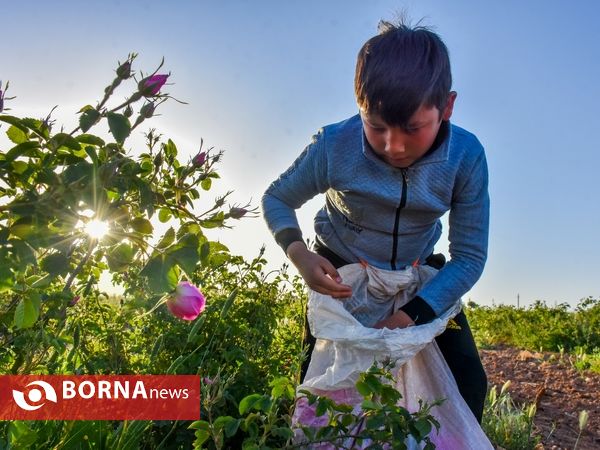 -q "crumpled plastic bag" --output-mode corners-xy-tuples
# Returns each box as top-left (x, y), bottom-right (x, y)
(293, 263), (493, 449)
